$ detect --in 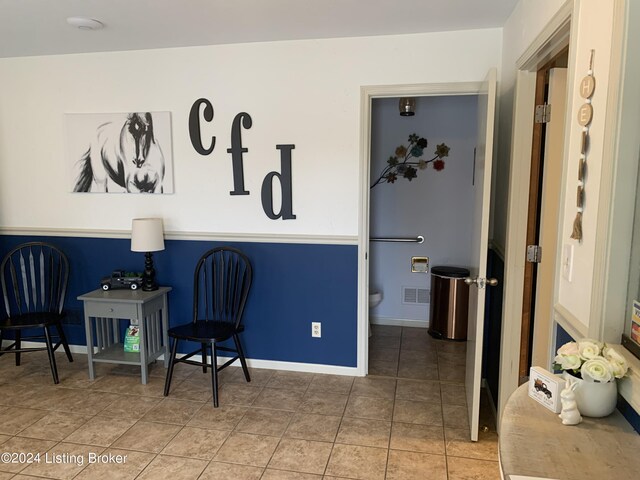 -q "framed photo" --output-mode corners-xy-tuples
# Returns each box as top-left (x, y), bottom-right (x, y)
(528, 366), (564, 413)
(66, 112), (174, 194)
